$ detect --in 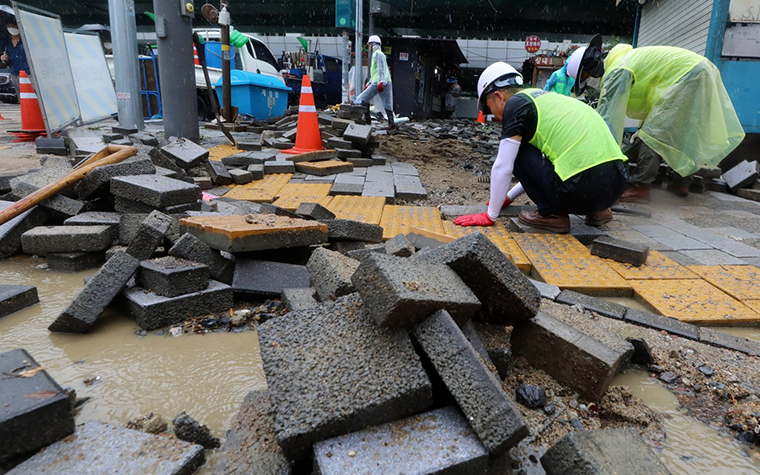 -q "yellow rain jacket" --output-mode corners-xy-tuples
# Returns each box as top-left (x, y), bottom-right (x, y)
(597, 44), (745, 177)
